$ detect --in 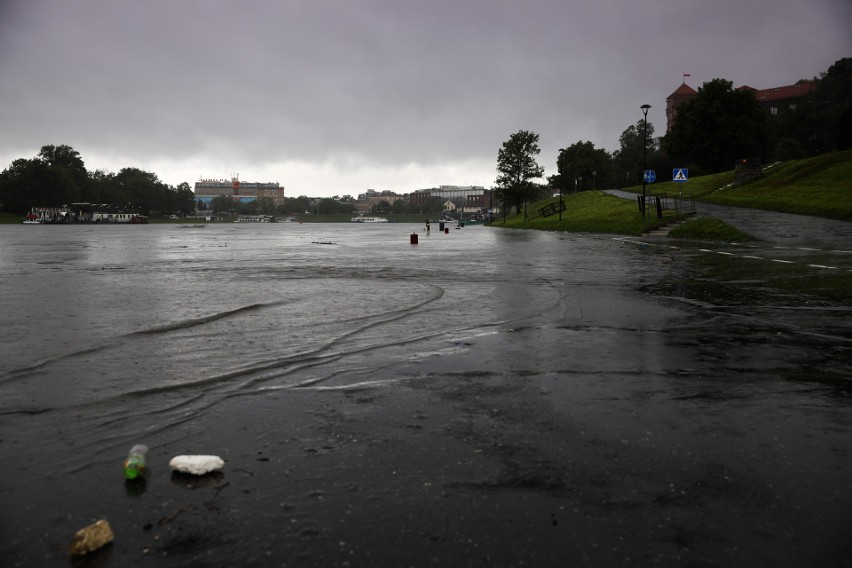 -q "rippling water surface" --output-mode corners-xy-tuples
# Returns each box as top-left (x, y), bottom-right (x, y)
(0, 224), (640, 459)
(3, 222), (850, 435)
(2, 220), (851, 566)
(5, 225), (557, 402)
